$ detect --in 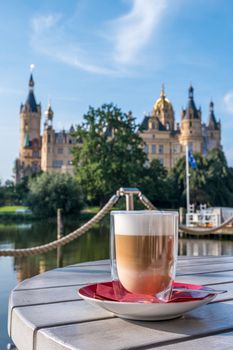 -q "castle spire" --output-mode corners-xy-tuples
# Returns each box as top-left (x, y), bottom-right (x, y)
(183, 84), (200, 119)
(29, 73), (34, 89)
(208, 100), (218, 129)
(45, 101), (54, 127)
(23, 65), (39, 113)
(29, 64), (35, 89)
(160, 83), (165, 99)
(188, 84), (194, 99)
